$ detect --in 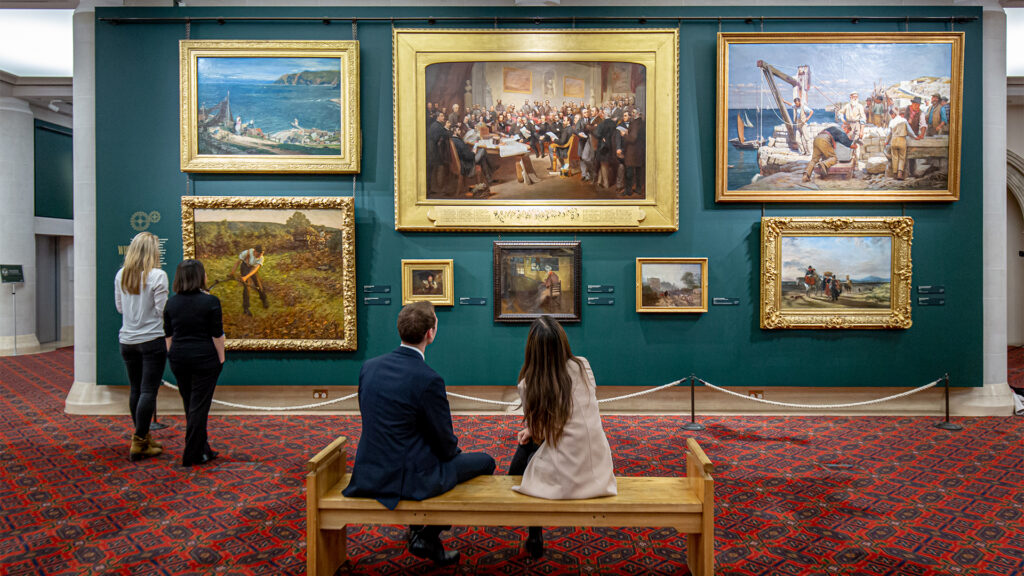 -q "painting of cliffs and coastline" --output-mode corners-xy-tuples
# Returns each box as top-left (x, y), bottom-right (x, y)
(717, 33), (963, 202)
(180, 41), (359, 173)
